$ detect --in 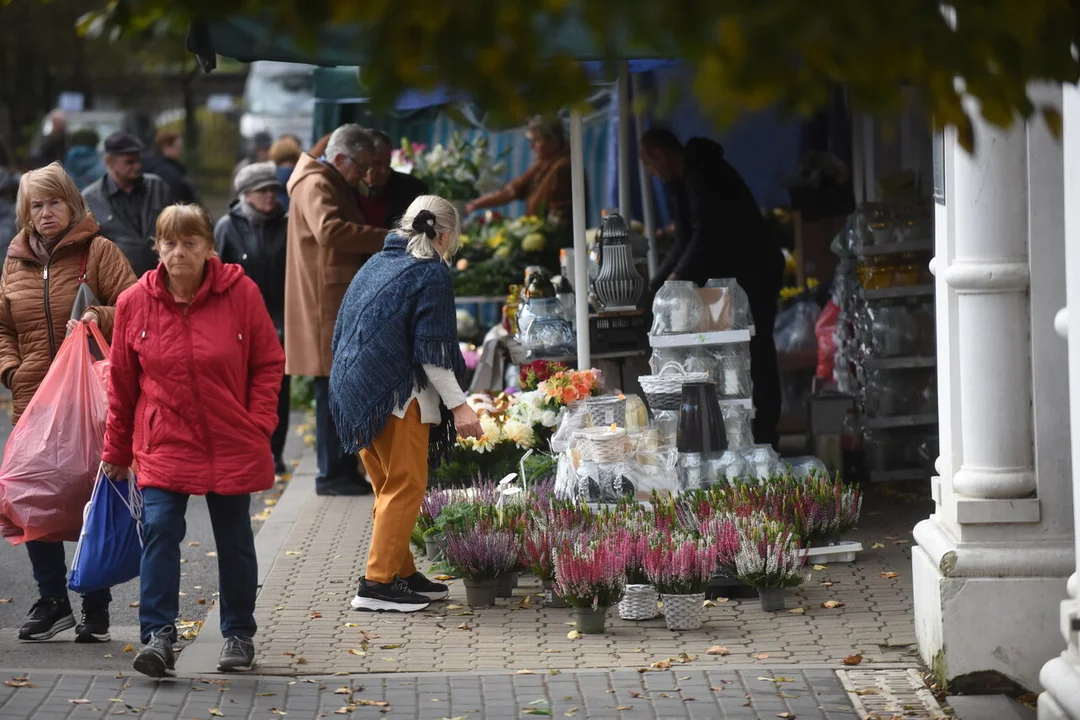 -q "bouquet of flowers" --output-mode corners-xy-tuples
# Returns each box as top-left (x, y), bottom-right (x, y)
(452, 213), (566, 297)
(520, 360), (568, 392)
(392, 134), (505, 201)
(552, 533), (630, 609)
(732, 514), (806, 590)
(540, 369), (601, 407)
(643, 531), (719, 595)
